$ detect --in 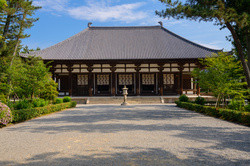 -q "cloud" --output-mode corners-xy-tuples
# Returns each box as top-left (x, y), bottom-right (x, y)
(34, 0), (148, 23)
(33, 0), (69, 12)
(67, 2), (147, 23)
